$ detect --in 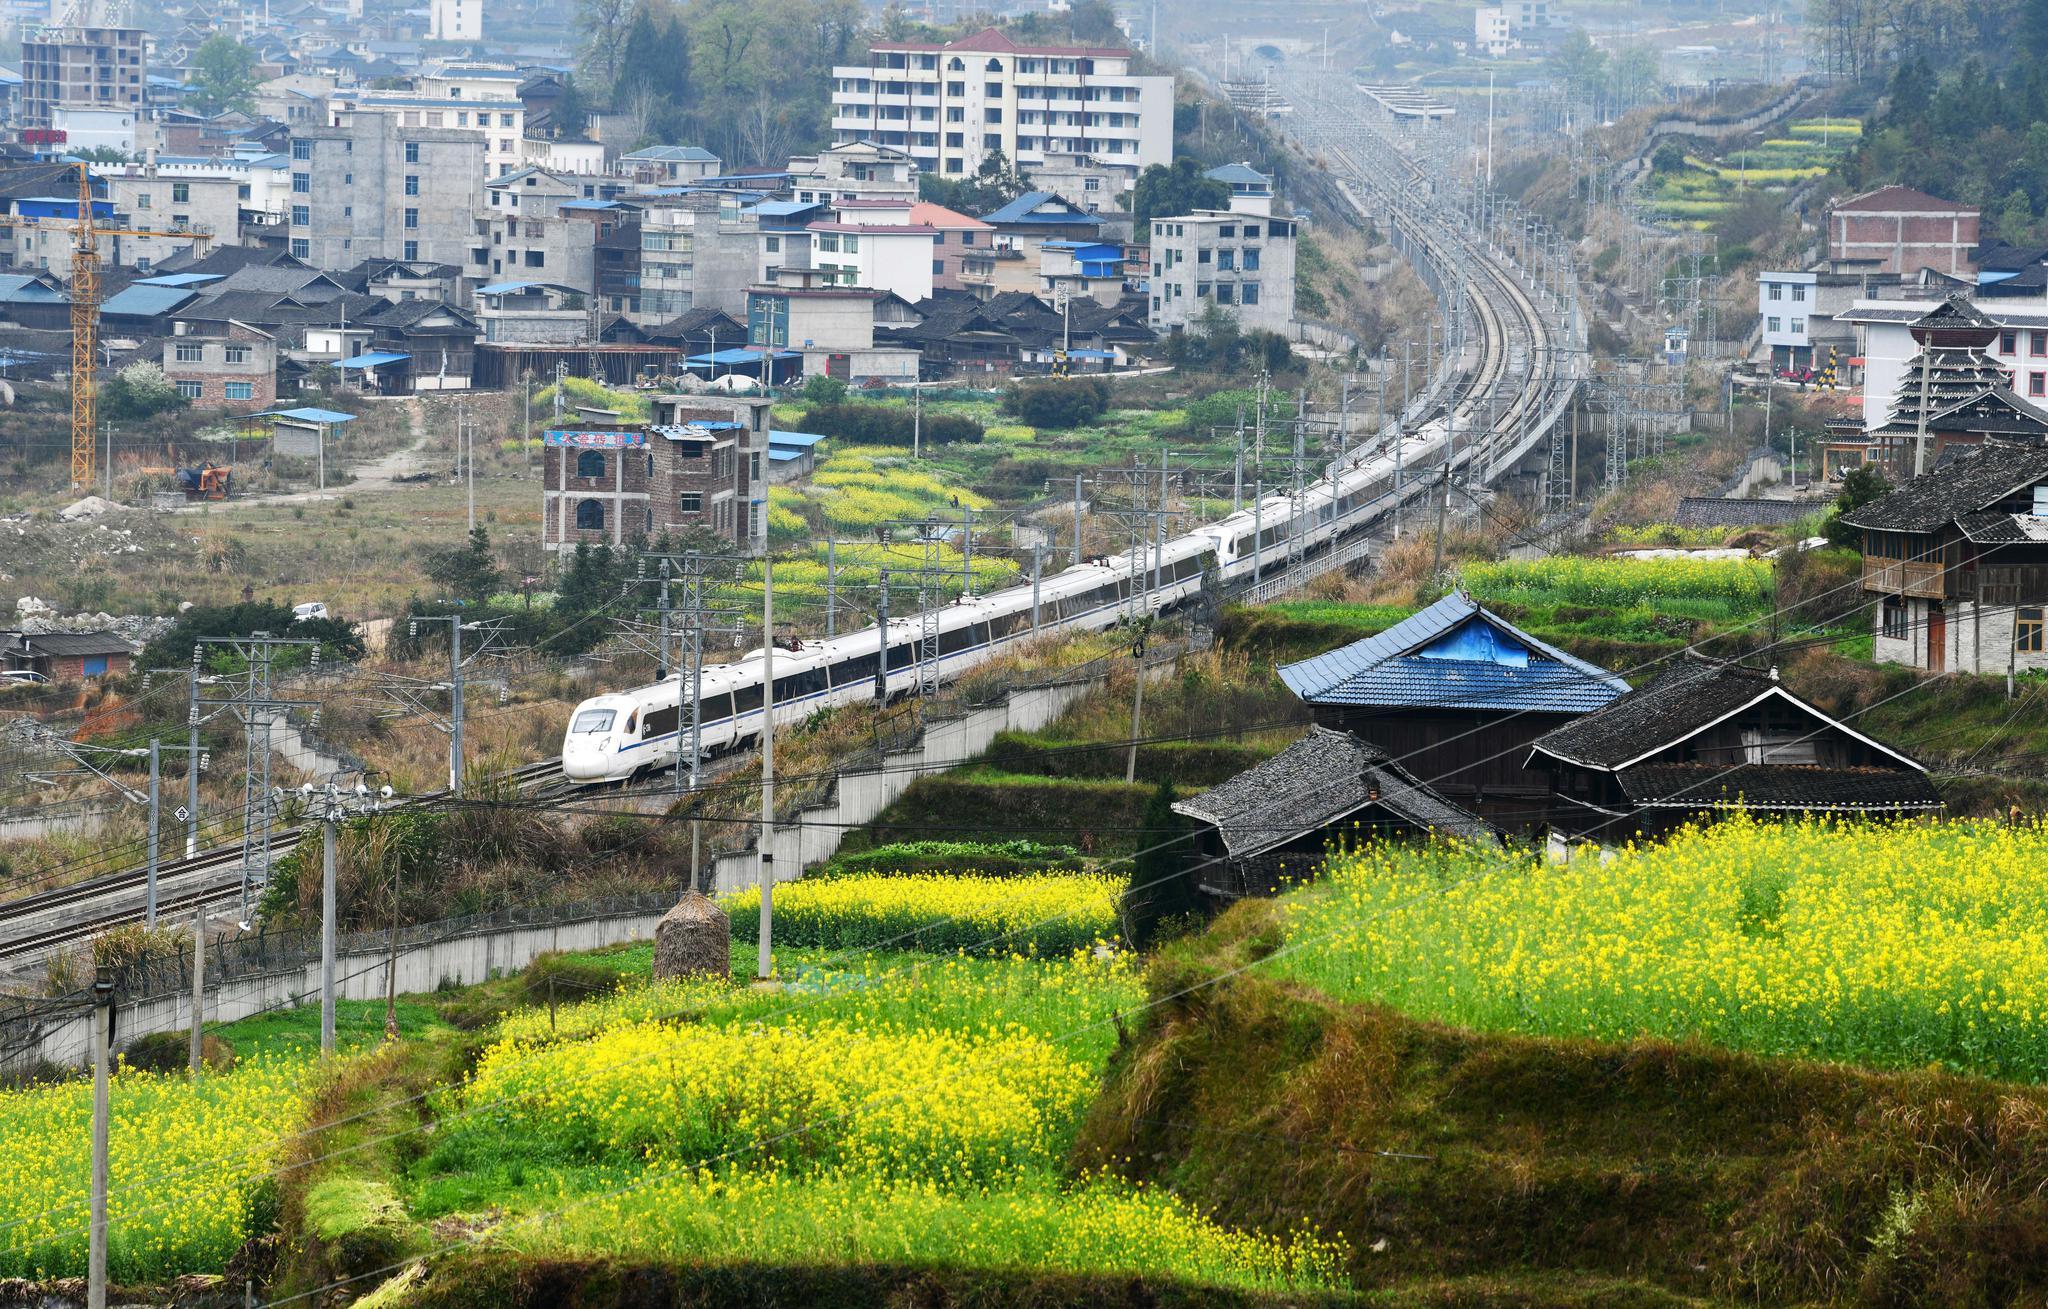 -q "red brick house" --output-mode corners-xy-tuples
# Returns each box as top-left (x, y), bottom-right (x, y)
(1829, 186), (1981, 278)
(1, 631), (137, 681)
(161, 323), (279, 409)
(541, 394), (772, 555)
